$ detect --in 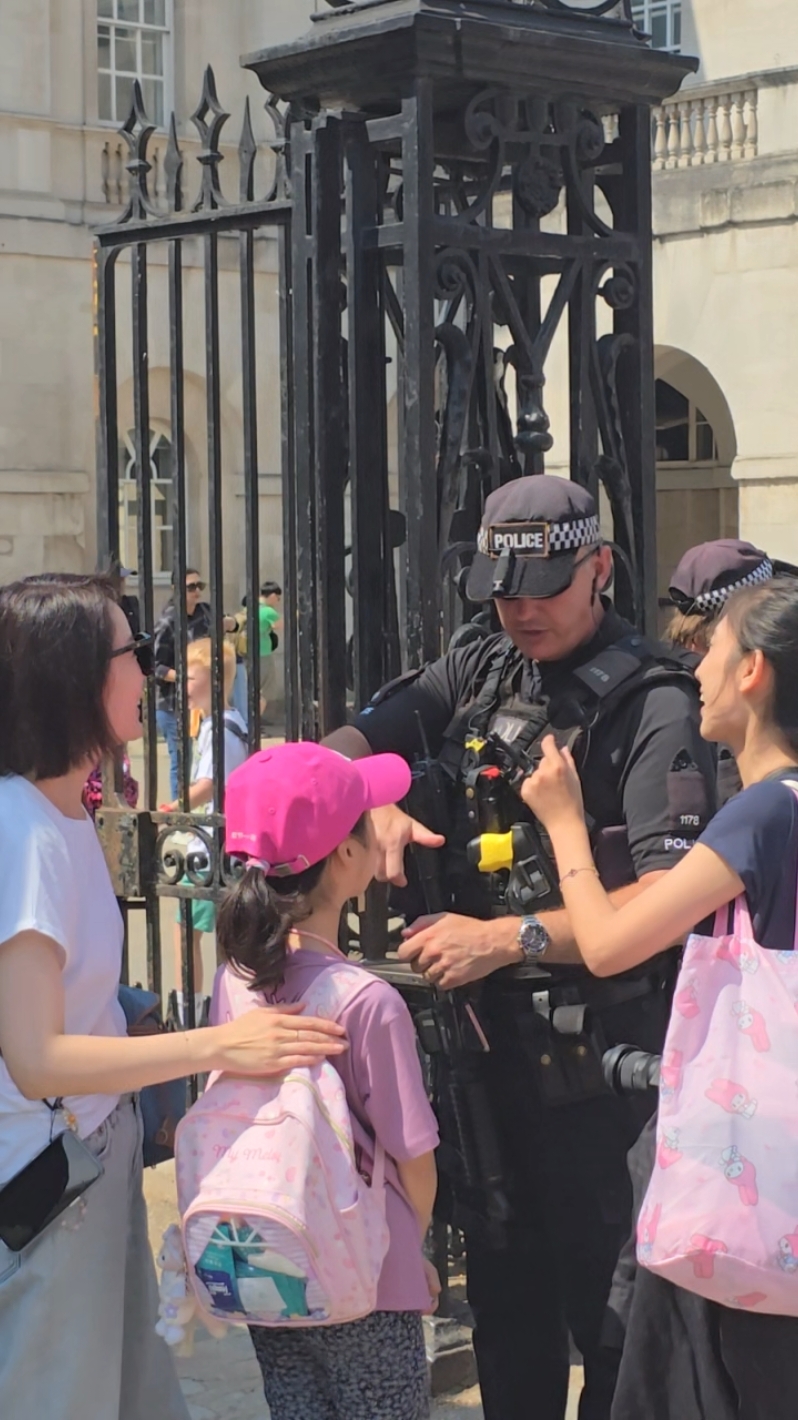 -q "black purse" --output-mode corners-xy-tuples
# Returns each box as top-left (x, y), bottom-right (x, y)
(117, 986), (187, 1167)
